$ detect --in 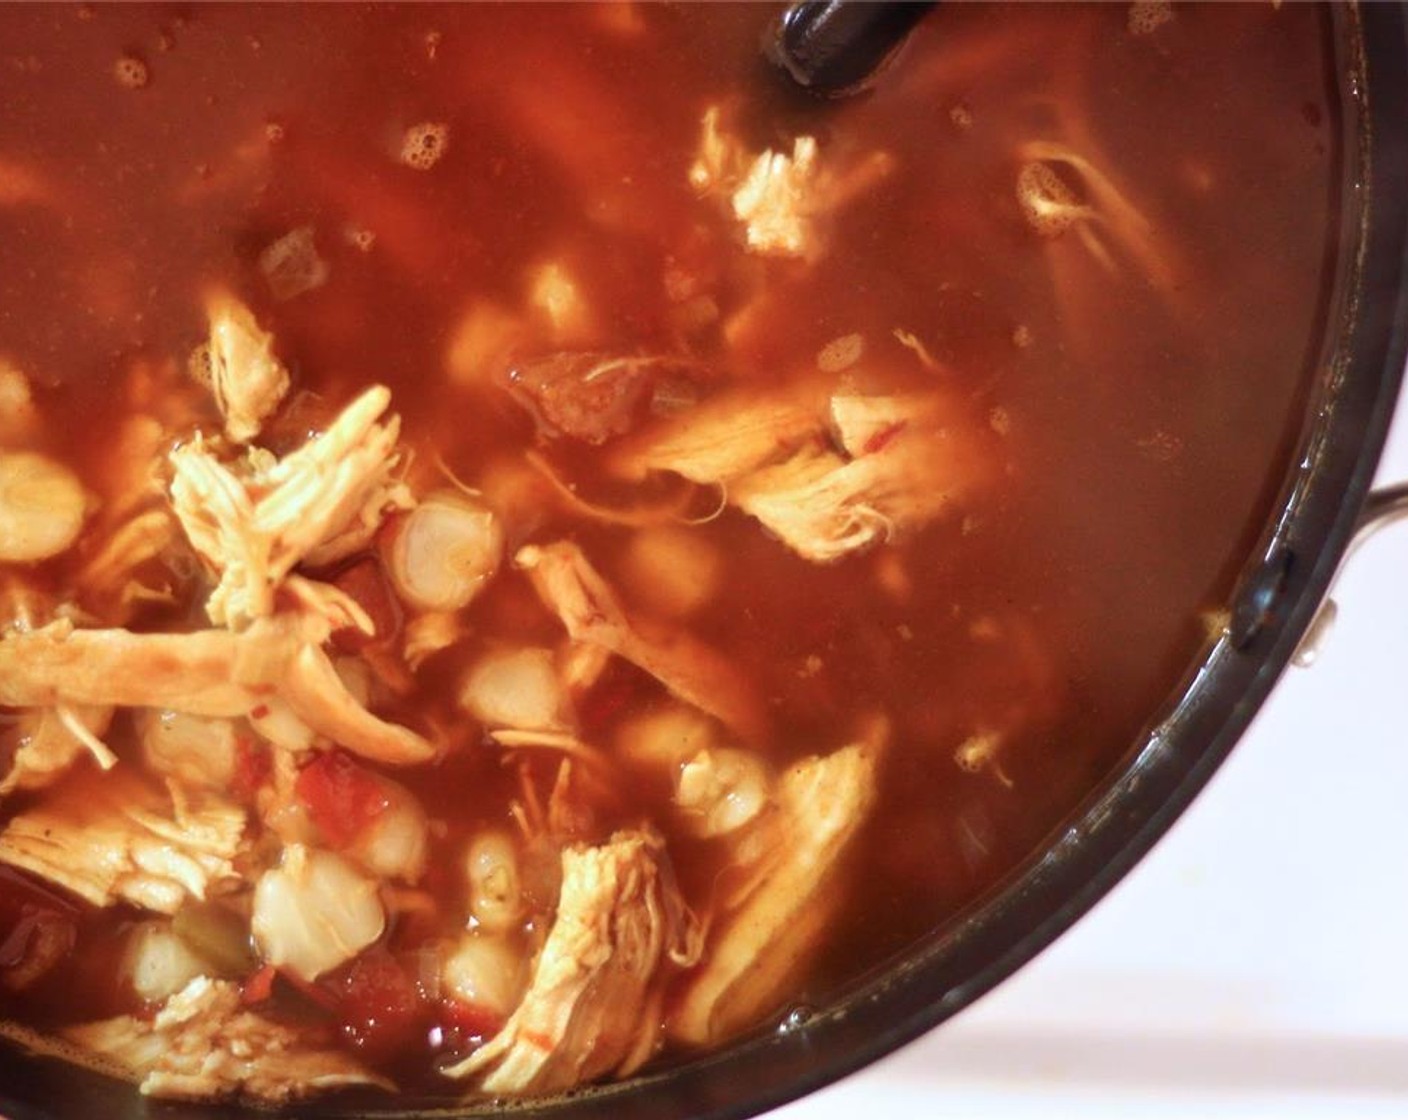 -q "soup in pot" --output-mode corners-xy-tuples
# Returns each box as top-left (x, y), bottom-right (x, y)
(0, 1), (1335, 1105)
